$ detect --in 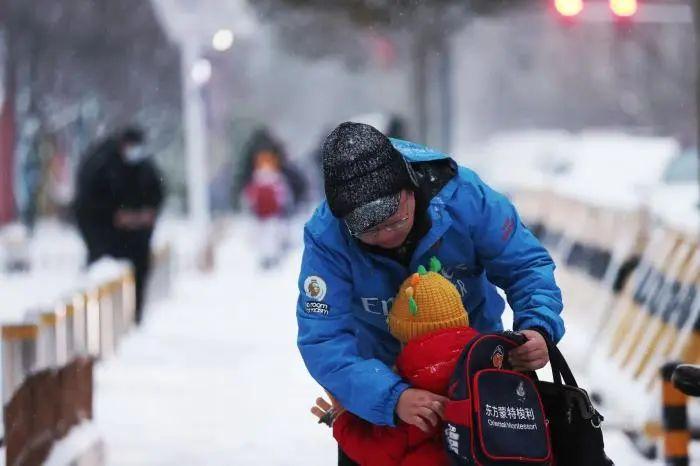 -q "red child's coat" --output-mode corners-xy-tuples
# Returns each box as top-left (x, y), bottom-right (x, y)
(333, 326), (479, 466)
